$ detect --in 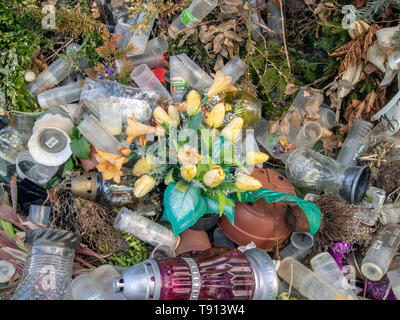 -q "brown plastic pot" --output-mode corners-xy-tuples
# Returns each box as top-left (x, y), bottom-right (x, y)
(218, 168), (295, 251)
(175, 228), (211, 256)
(285, 206), (310, 233)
